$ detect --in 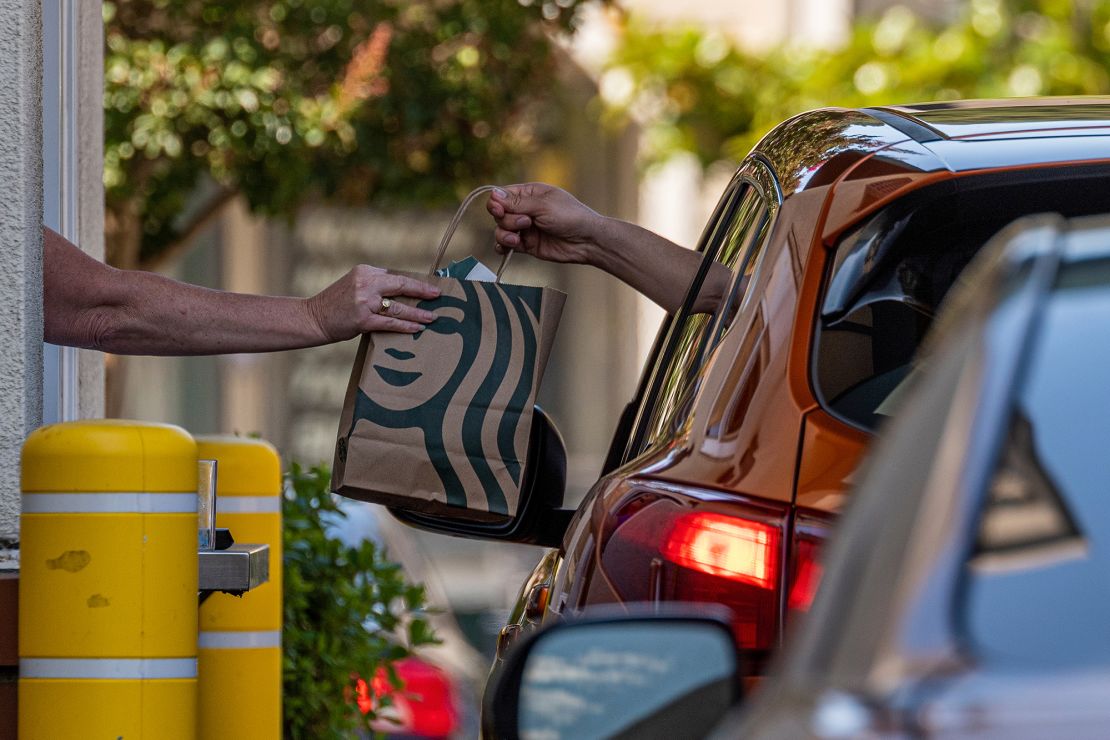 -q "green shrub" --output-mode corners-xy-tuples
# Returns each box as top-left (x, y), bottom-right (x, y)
(283, 462), (439, 739)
